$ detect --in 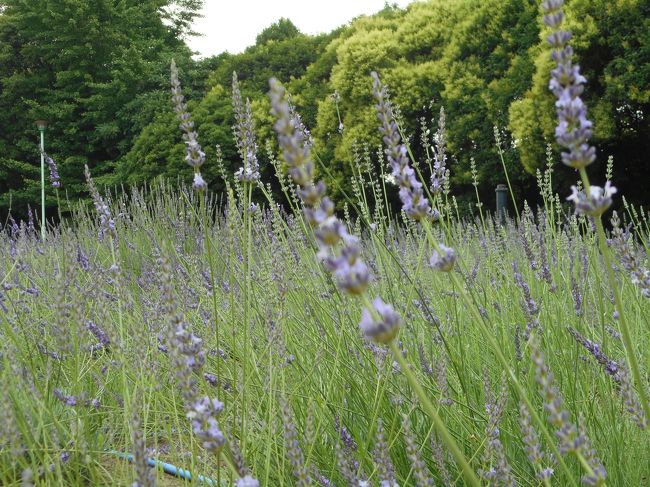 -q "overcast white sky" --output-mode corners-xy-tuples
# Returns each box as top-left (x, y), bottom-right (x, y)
(187, 0), (415, 58)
